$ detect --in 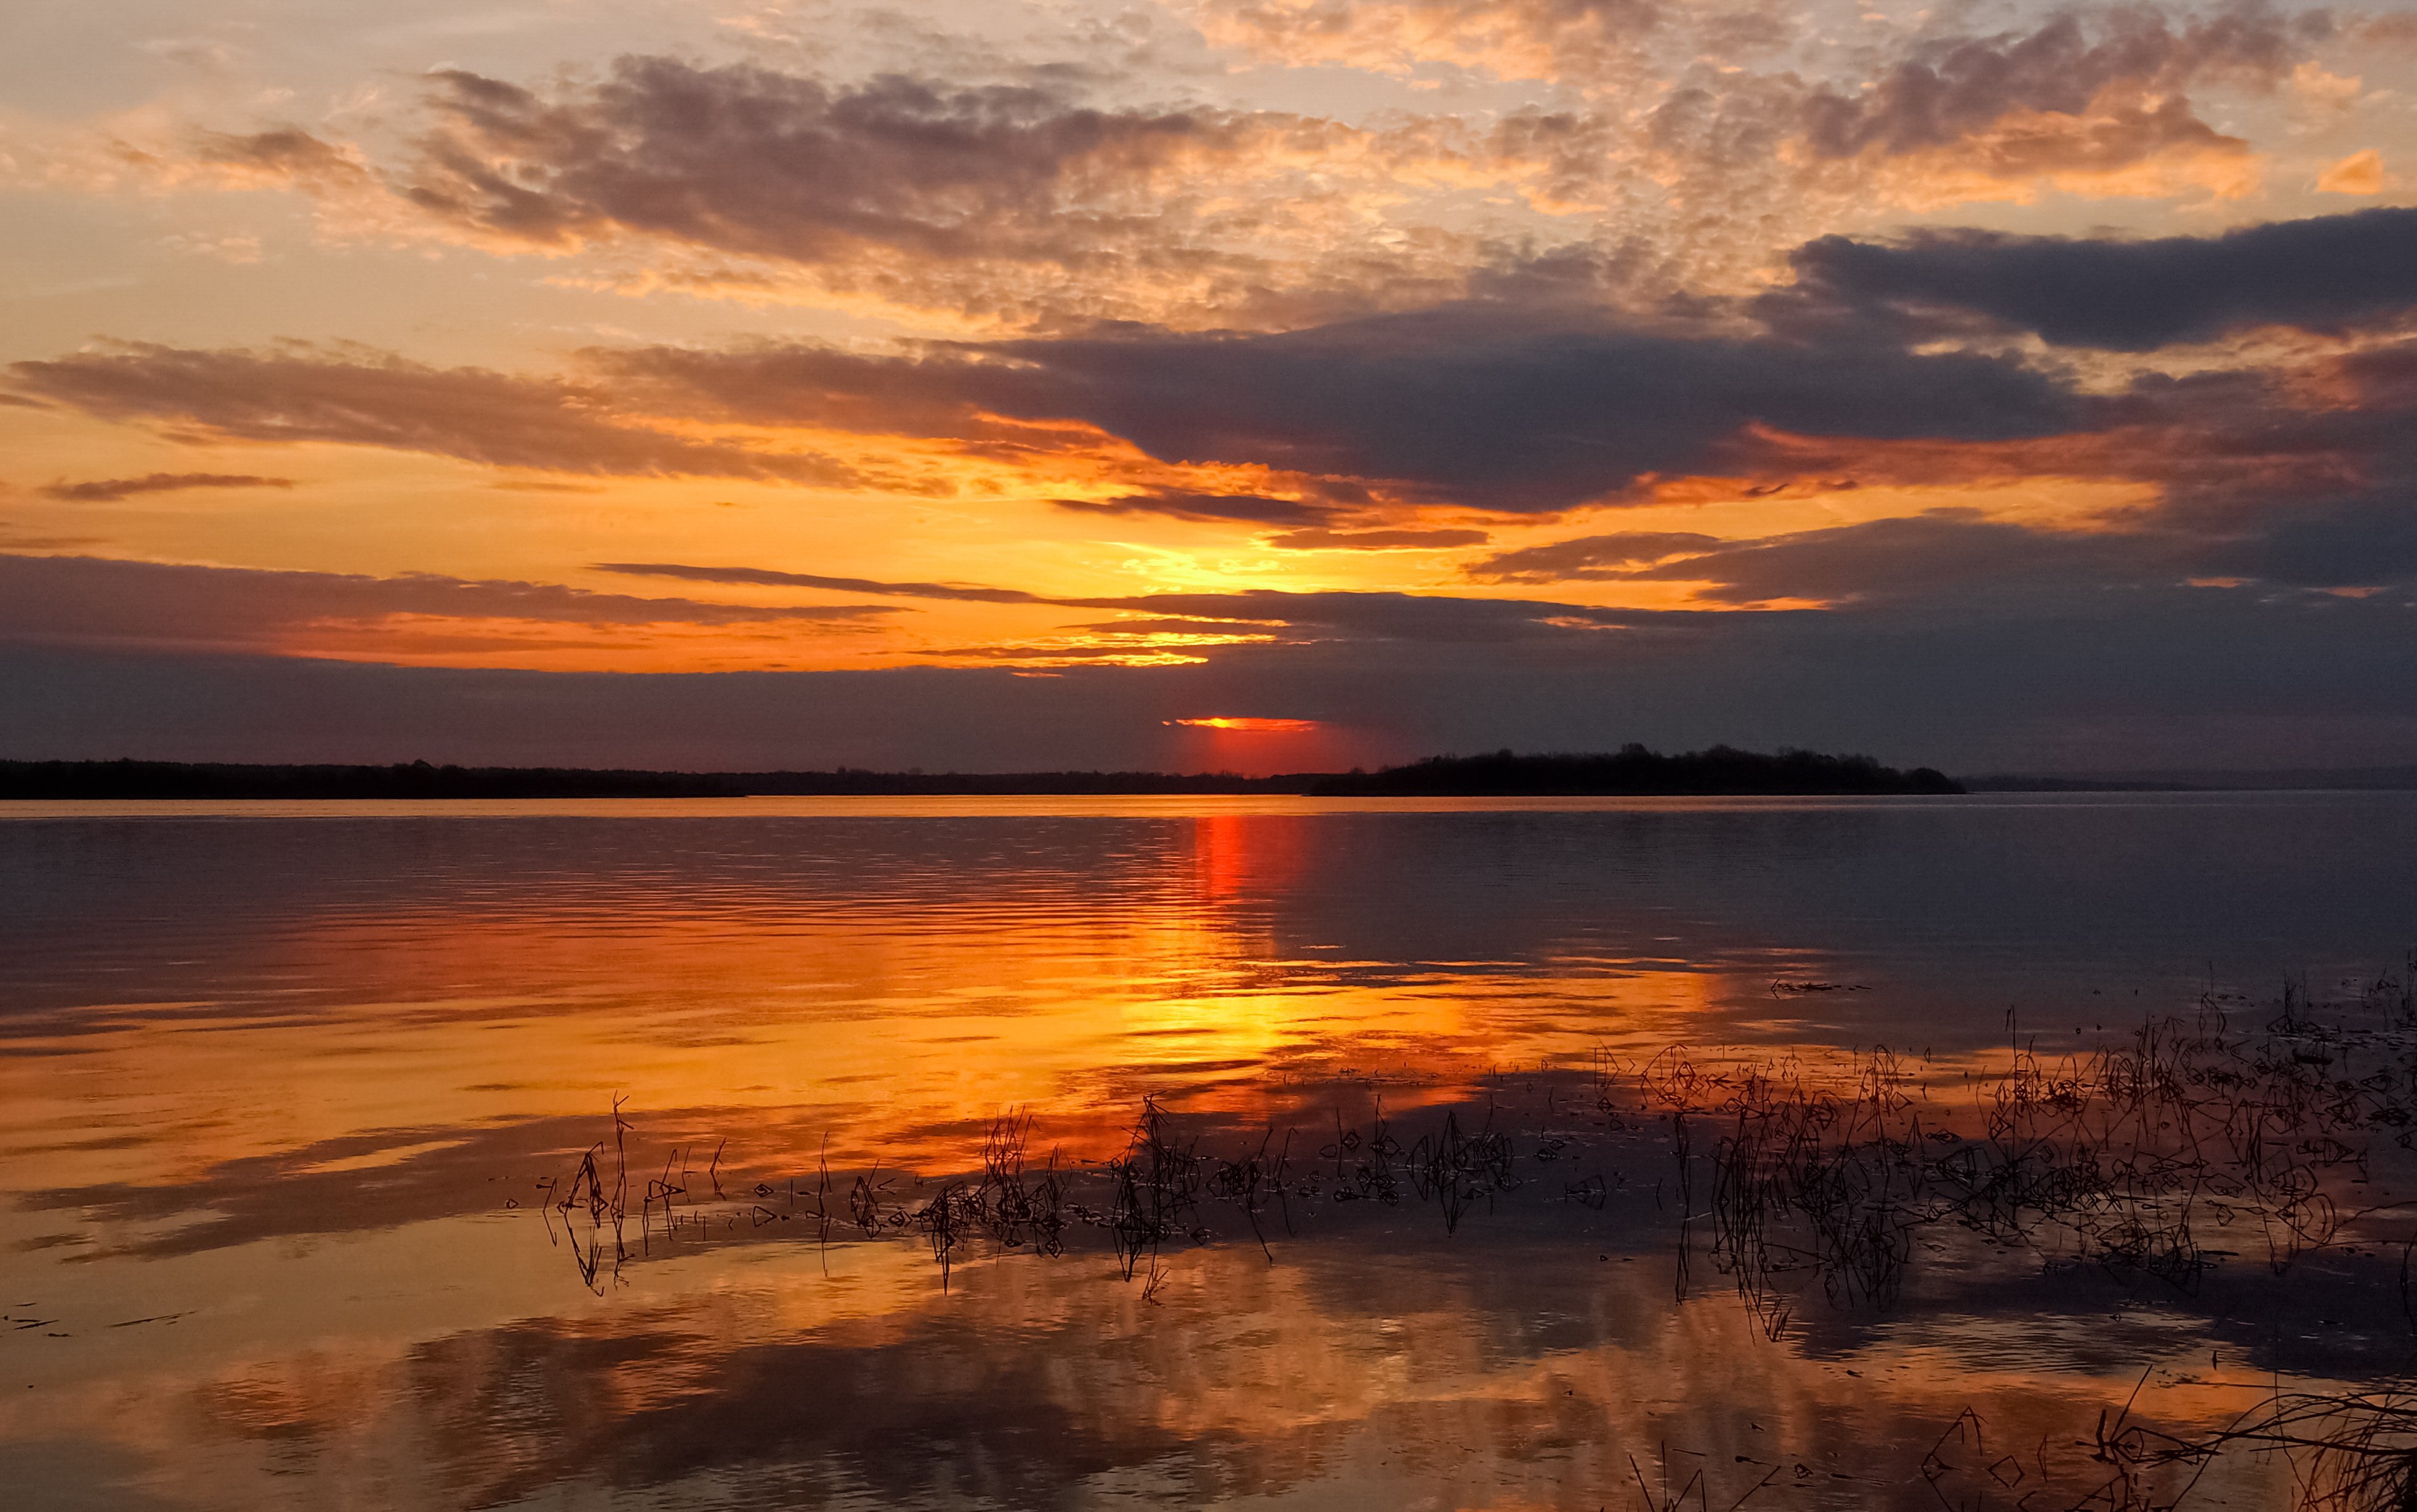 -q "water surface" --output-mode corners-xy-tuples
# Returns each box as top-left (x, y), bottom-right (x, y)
(5, 792), (2415, 1510)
